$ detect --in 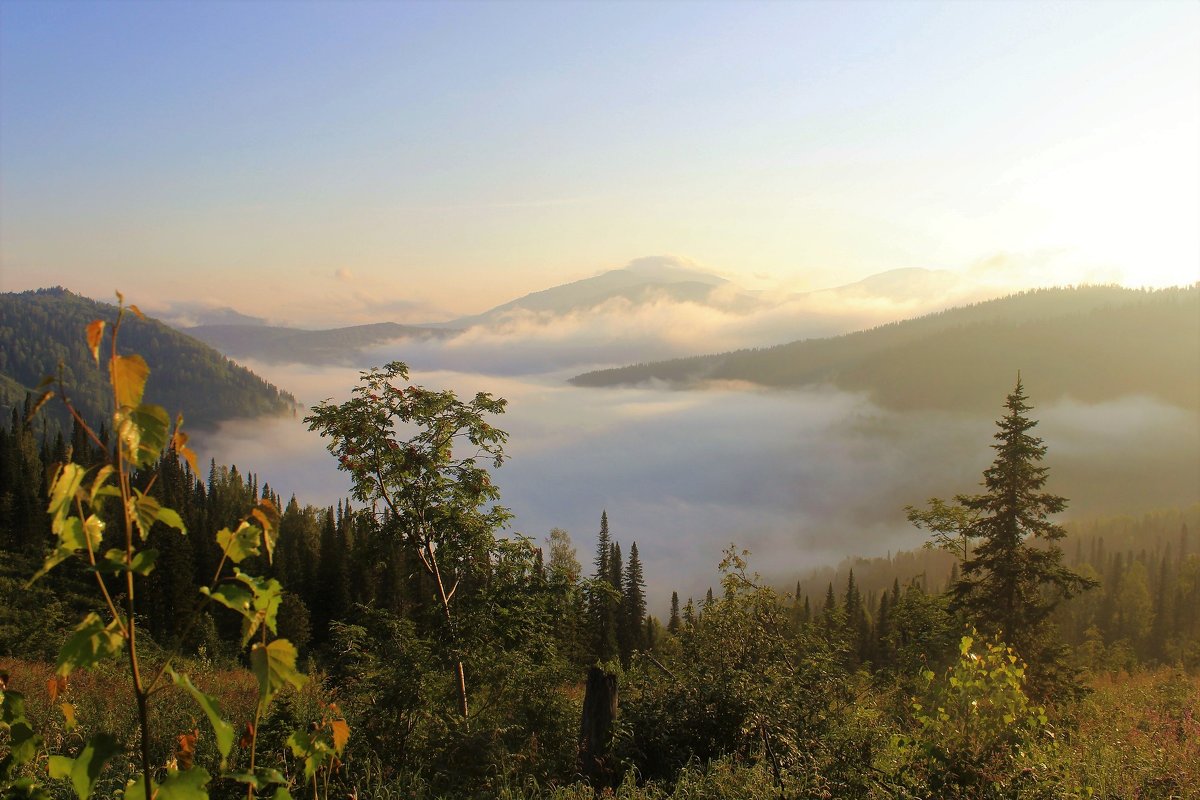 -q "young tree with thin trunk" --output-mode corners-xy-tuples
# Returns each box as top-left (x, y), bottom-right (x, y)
(306, 361), (509, 719)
